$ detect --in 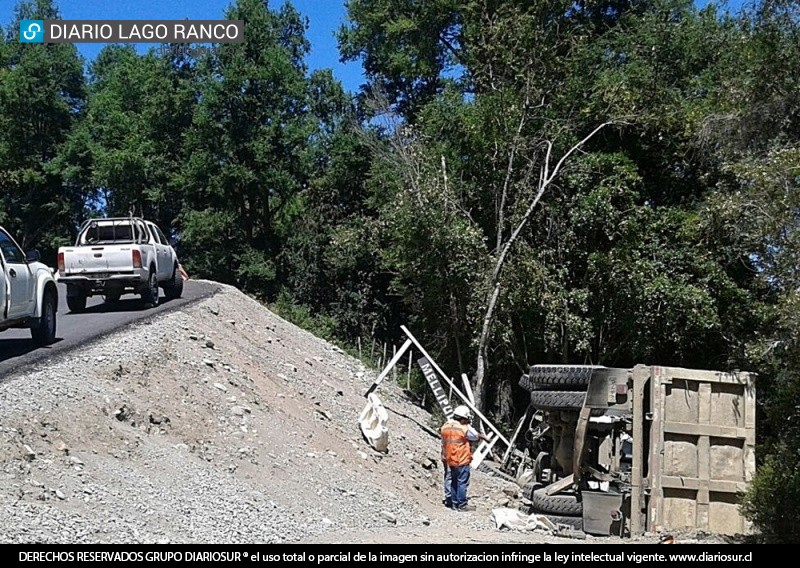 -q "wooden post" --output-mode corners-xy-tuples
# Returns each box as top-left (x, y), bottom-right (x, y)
(364, 339), (413, 397)
(392, 345), (397, 382)
(381, 342), (387, 370)
(357, 337), (362, 359)
(502, 403), (533, 468)
(407, 349), (412, 389)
